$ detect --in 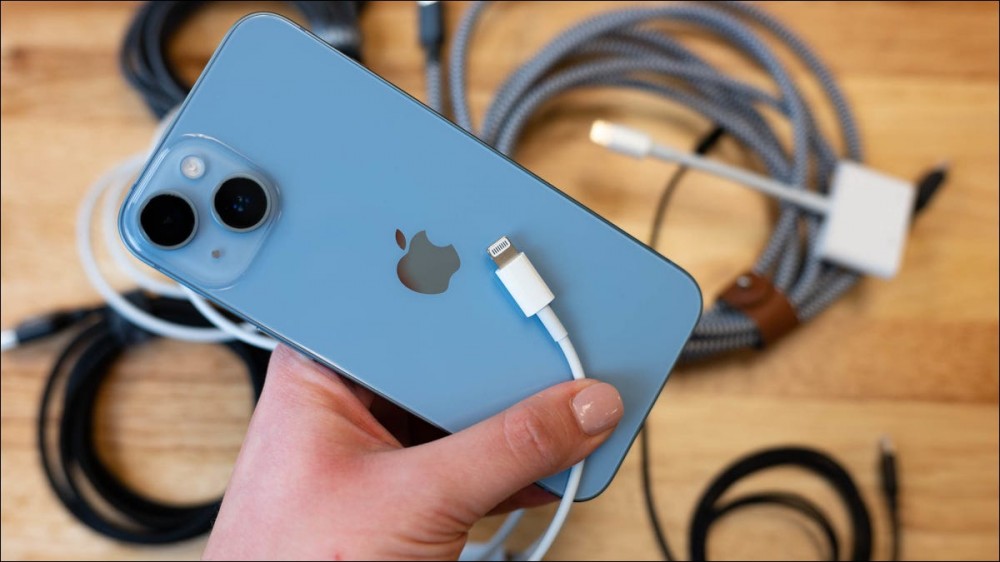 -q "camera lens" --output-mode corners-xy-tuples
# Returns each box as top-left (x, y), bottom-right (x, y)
(140, 193), (197, 248)
(214, 177), (270, 231)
